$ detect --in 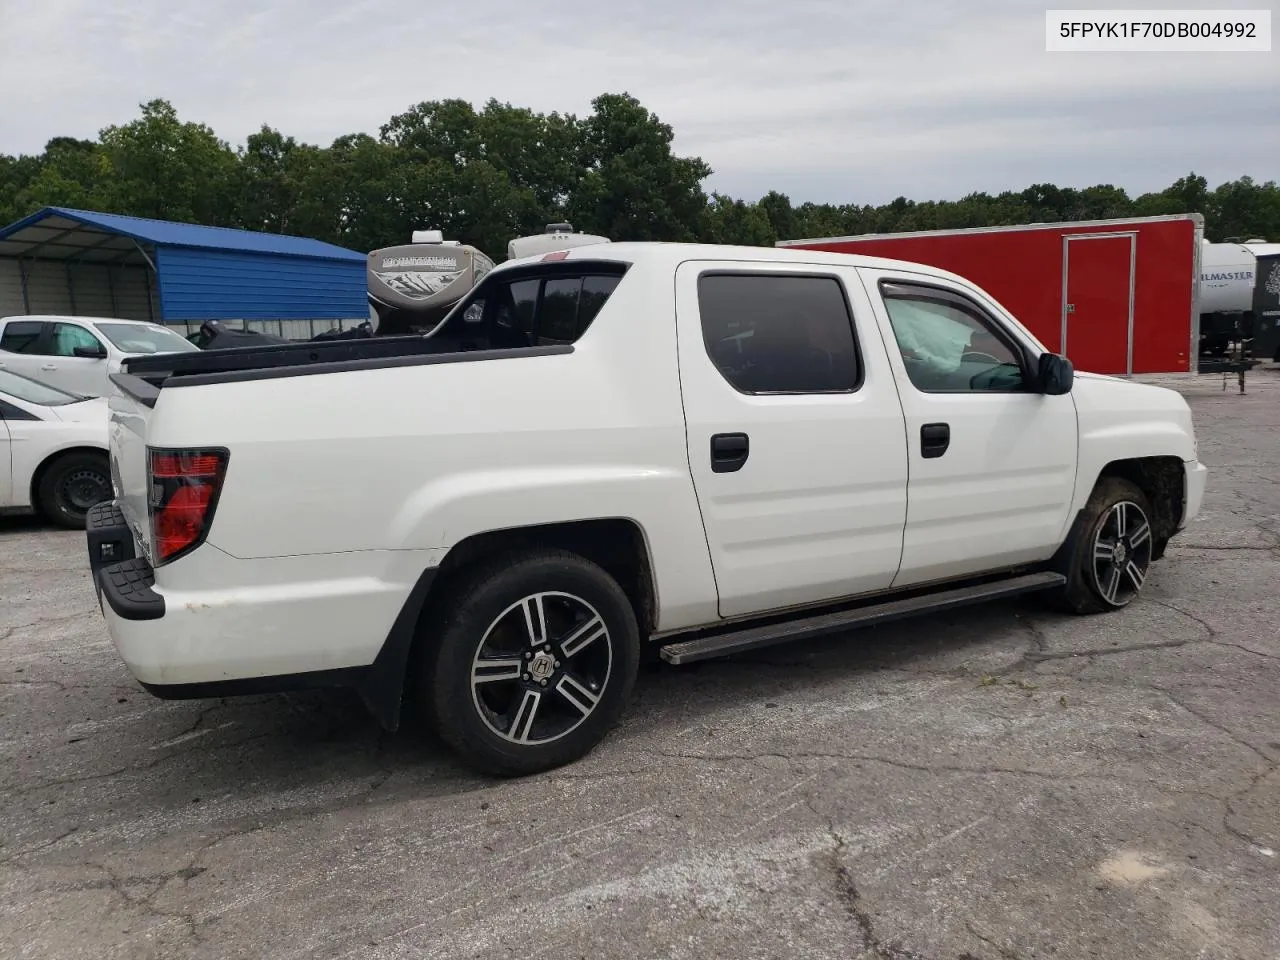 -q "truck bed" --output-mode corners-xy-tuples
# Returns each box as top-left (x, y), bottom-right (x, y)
(112, 333), (573, 409)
